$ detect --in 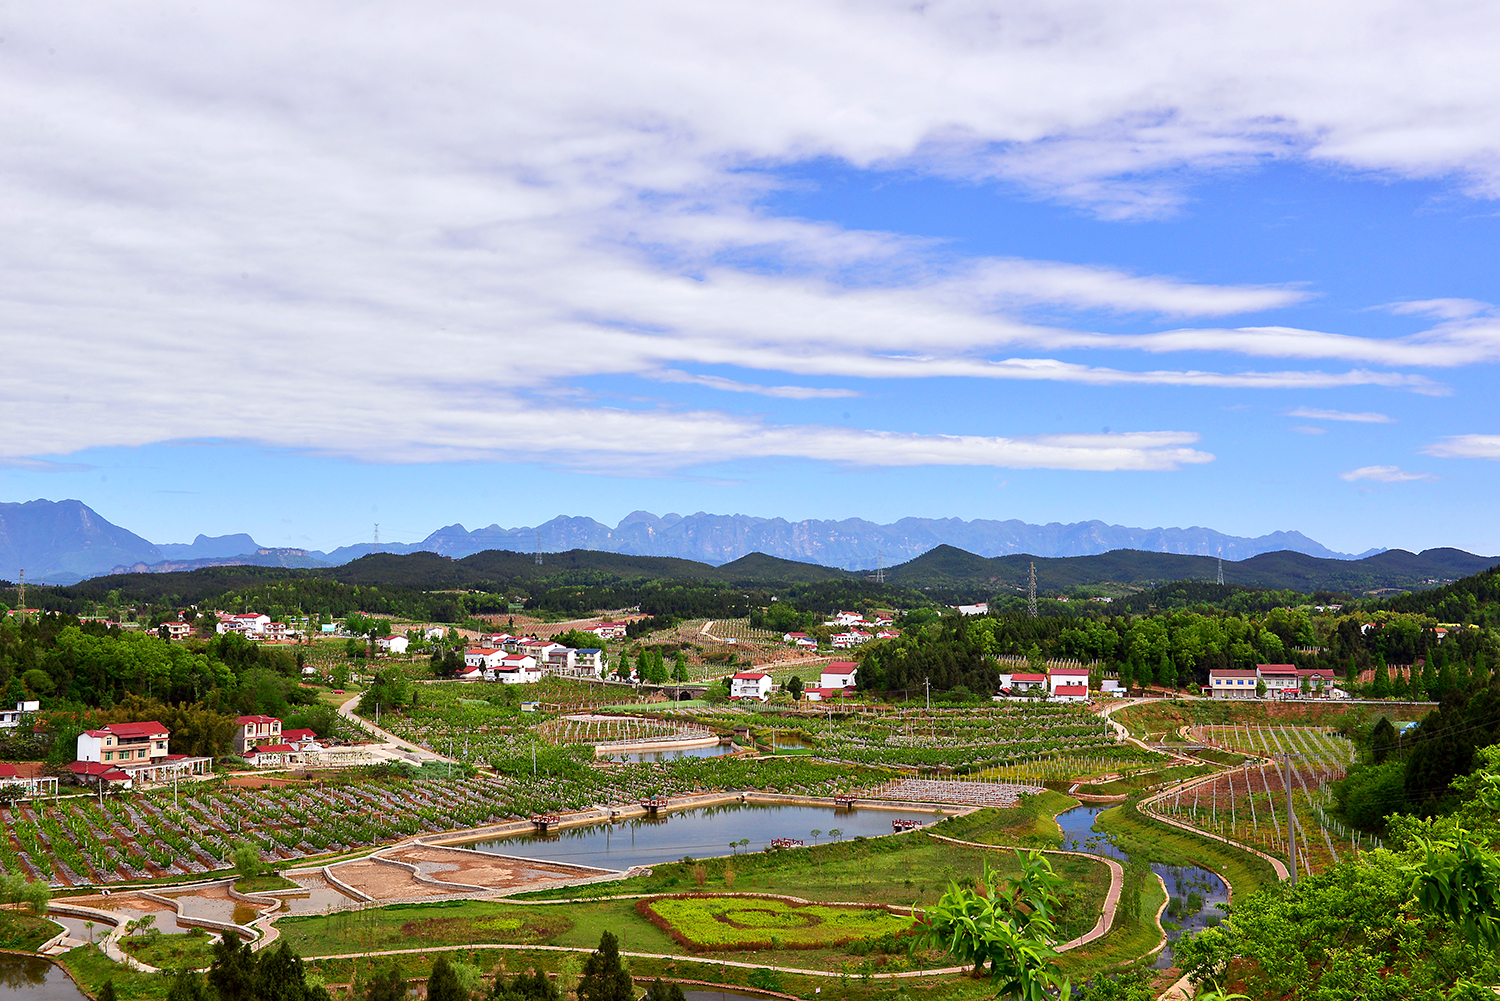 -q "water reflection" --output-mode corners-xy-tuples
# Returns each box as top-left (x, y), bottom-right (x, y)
(1054, 804), (1228, 969)
(465, 802), (936, 868)
(0, 955), (88, 1000)
(599, 743), (740, 763)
